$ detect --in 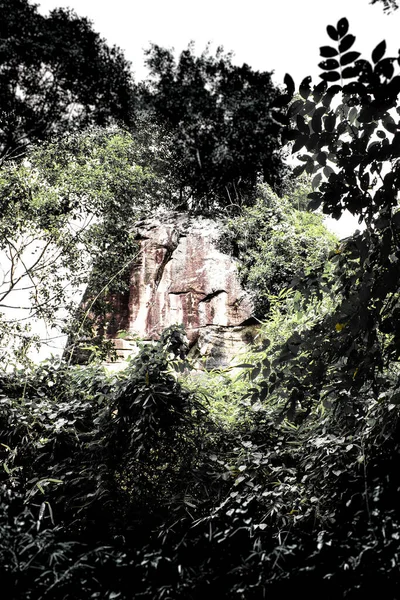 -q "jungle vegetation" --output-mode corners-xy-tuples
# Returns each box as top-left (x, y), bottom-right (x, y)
(1, 1), (400, 598)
